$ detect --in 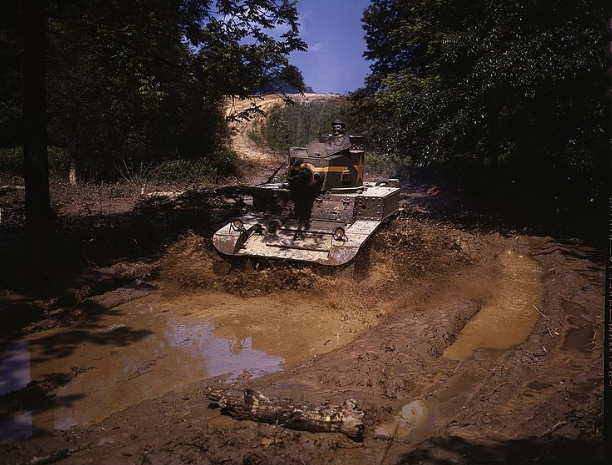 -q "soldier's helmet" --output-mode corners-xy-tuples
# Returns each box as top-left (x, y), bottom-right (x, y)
(332, 119), (345, 127)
